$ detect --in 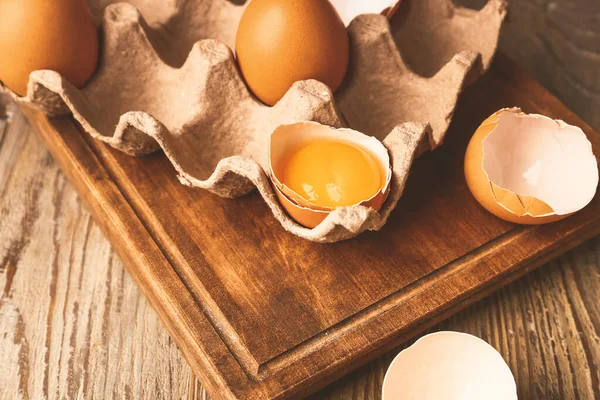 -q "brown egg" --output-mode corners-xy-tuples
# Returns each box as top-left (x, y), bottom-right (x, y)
(235, 0), (349, 106)
(0, 0), (99, 96)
